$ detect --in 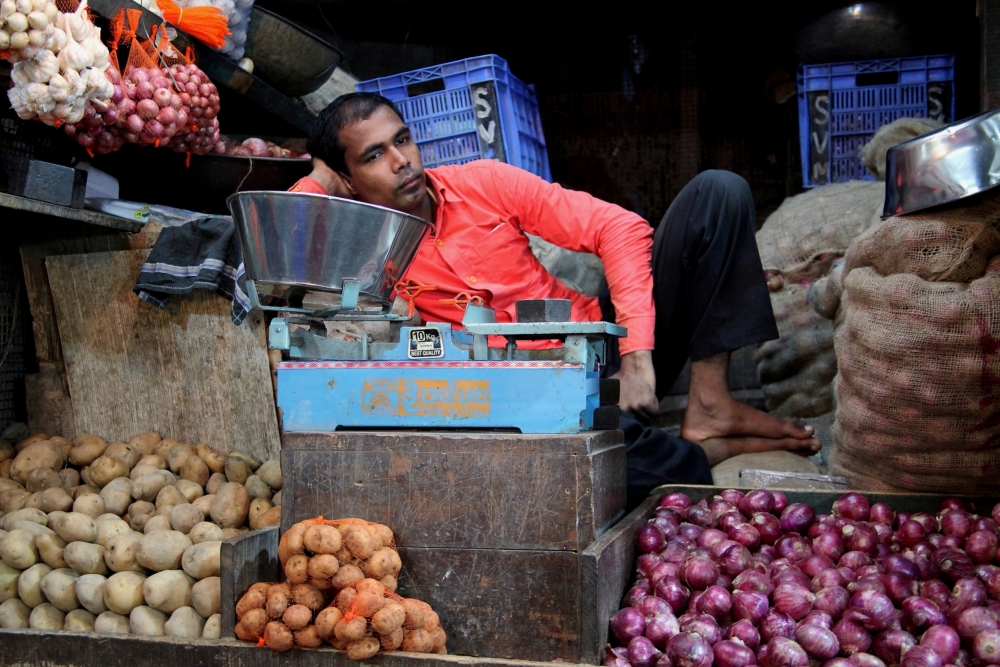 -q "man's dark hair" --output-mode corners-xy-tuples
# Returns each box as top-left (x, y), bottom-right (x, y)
(307, 92), (406, 174)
